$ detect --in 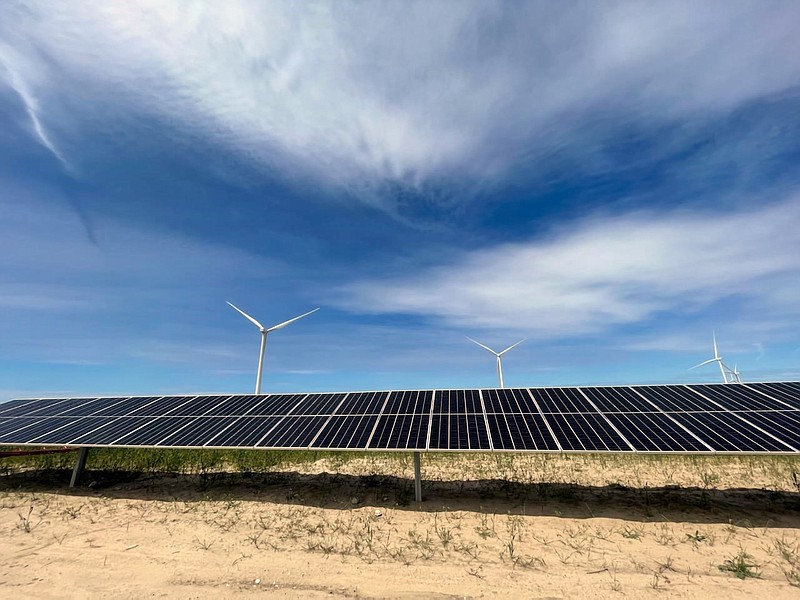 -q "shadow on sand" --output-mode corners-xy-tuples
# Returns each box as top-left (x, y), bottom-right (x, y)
(2, 467), (799, 527)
